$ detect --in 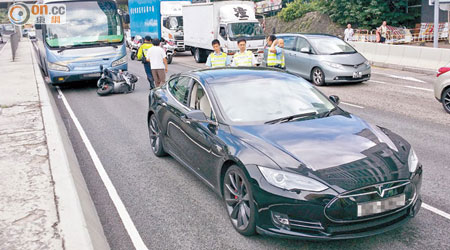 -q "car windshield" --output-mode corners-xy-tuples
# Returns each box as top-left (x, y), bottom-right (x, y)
(45, 1), (123, 48)
(211, 76), (336, 124)
(227, 22), (265, 41)
(308, 37), (356, 55)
